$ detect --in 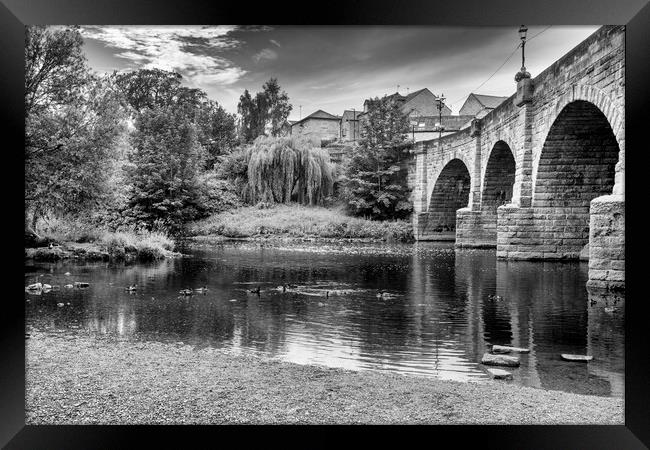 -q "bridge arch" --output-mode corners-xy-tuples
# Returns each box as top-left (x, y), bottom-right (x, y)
(536, 84), (624, 195)
(533, 99), (620, 257)
(426, 158), (471, 233)
(480, 141), (516, 243)
(548, 85), (623, 150)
